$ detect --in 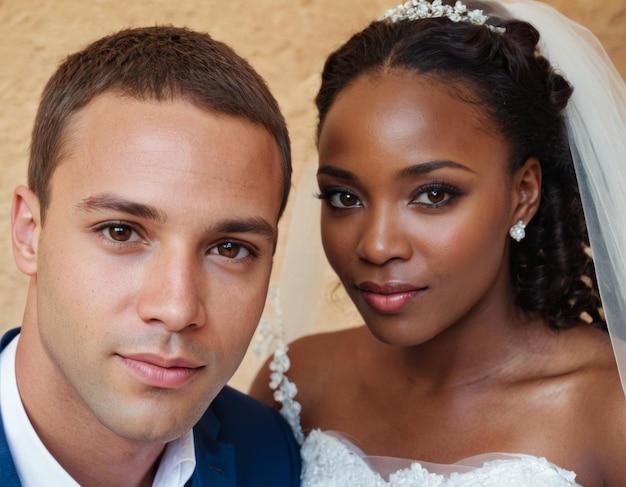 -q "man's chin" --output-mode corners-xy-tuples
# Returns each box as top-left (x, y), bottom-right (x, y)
(94, 395), (211, 444)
